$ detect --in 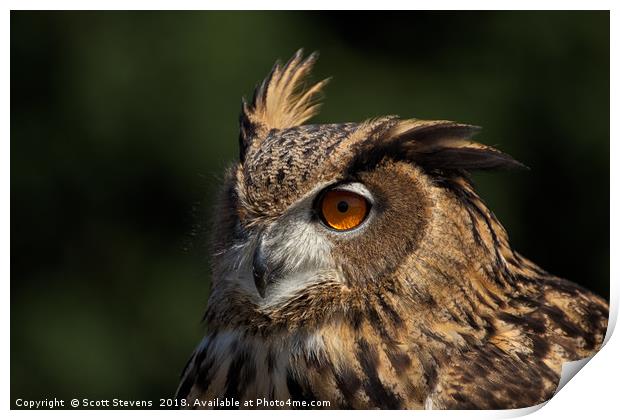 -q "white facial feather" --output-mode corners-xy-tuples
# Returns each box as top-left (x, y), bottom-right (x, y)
(259, 196), (335, 305)
(215, 181), (377, 308)
(217, 182), (339, 307)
